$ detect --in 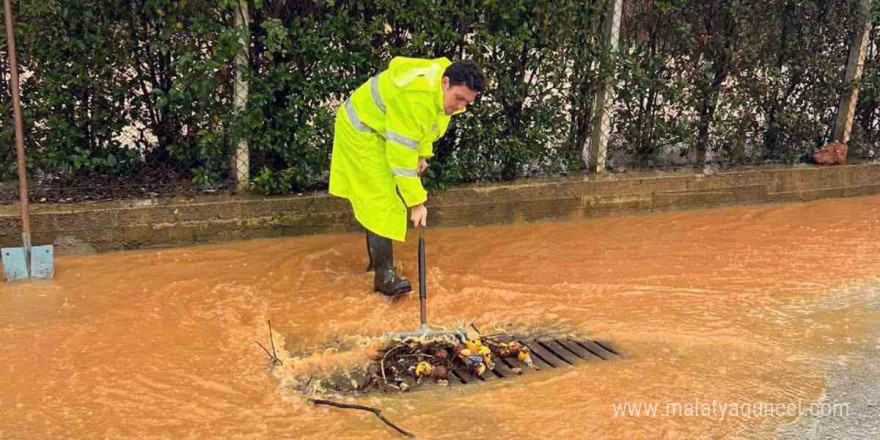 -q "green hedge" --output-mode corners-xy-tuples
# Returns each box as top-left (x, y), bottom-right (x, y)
(1, 0), (878, 196)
